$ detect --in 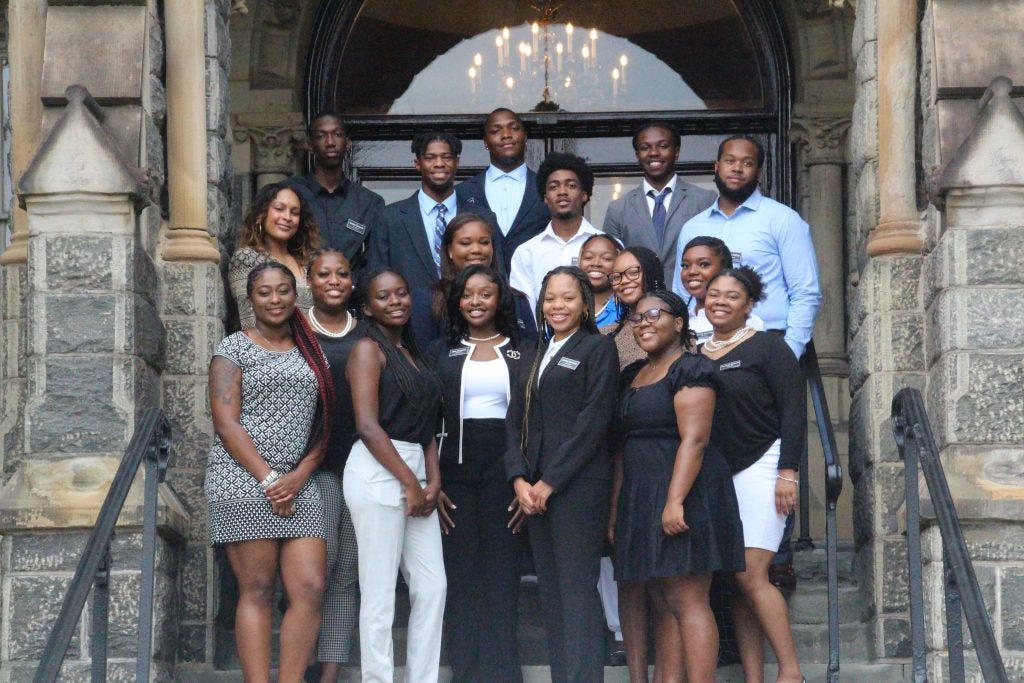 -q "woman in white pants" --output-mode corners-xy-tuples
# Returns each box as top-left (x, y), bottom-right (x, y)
(344, 268), (446, 683)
